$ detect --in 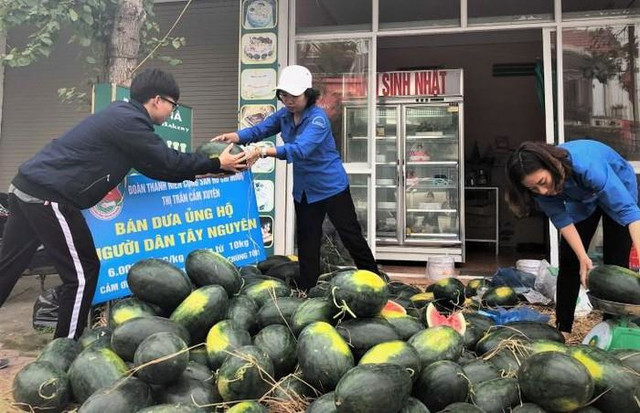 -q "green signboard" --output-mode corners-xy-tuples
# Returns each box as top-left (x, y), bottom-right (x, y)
(92, 83), (192, 152)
